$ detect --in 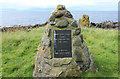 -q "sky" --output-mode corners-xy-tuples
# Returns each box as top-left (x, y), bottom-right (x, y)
(0, 0), (119, 12)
